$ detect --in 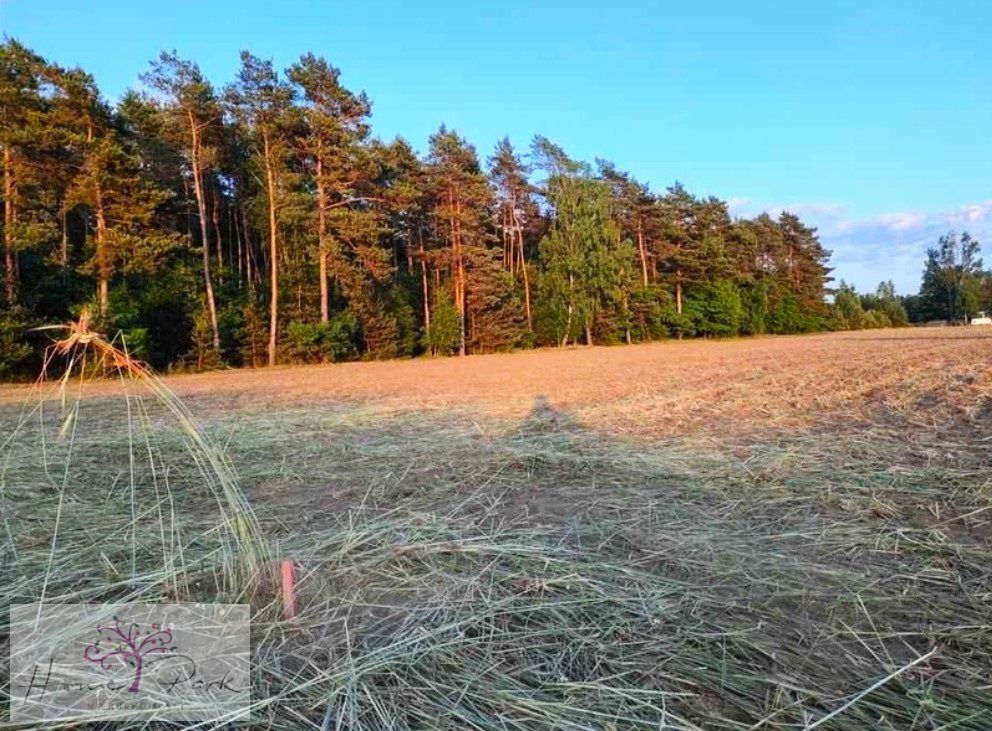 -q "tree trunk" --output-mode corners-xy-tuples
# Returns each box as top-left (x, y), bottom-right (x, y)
(188, 118), (220, 350)
(316, 156), (329, 323)
(233, 203), (244, 282)
(419, 233), (430, 335)
(94, 187), (109, 316)
(241, 205), (256, 291)
(450, 187), (467, 357)
(518, 229), (532, 329)
(211, 181), (224, 275)
(502, 206), (510, 270)
(637, 223), (649, 286)
(263, 133), (279, 366)
(61, 206), (69, 274)
(3, 148), (15, 305)
(563, 273), (574, 348)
